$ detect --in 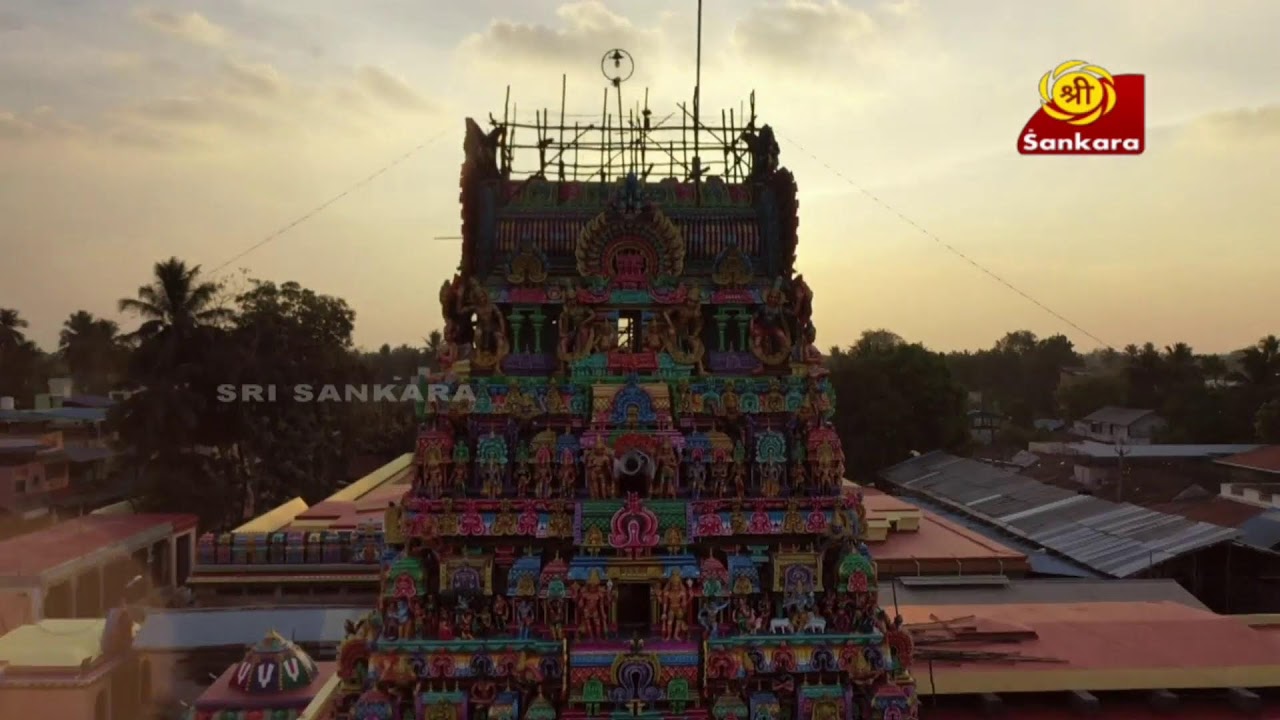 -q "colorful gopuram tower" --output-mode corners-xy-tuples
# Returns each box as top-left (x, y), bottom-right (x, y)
(335, 61), (918, 720)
